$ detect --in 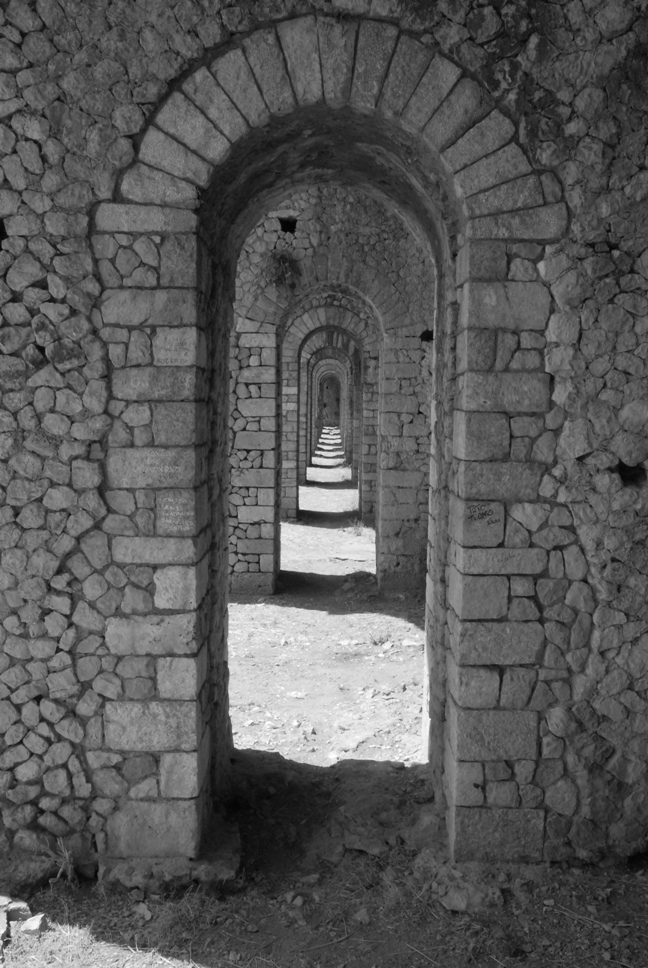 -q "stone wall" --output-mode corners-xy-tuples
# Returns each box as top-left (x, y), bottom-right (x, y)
(0, 0), (647, 874)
